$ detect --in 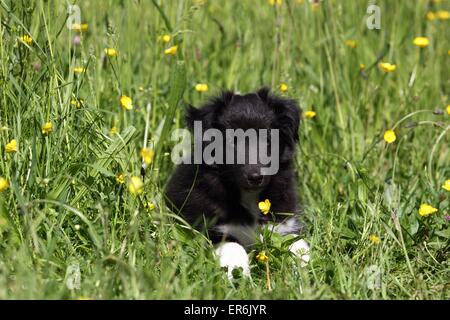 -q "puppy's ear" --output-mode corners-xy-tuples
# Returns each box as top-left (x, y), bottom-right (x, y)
(256, 87), (270, 102)
(185, 90), (234, 131)
(186, 104), (202, 131)
(267, 94), (302, 162)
